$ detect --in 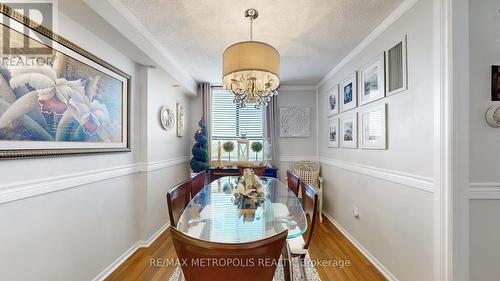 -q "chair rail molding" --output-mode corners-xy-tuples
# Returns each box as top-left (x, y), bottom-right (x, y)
(469, 183), (500, 200)
(318, 157), (434, 193)
(0, 156), (191, 204)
